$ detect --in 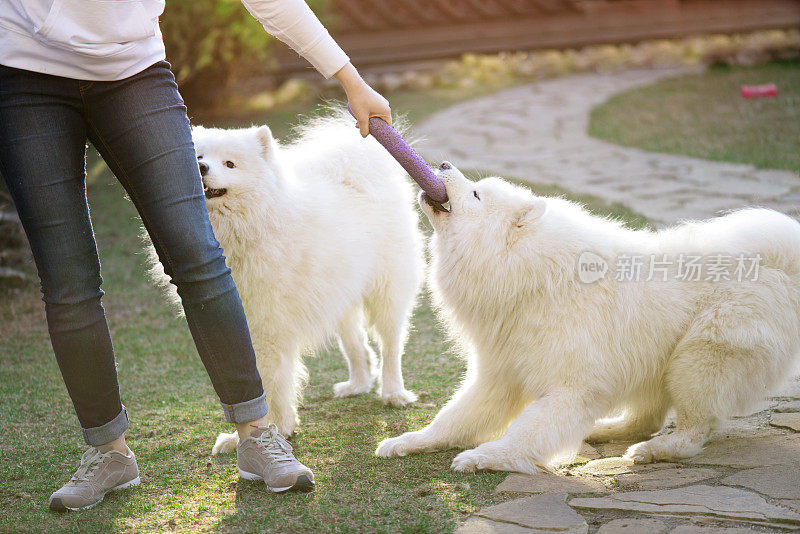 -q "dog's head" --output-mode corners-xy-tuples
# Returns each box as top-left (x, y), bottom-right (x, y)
(419, 163), (551, 347)
(192, 125), (283, 214)
(419, 163), (547, 257)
